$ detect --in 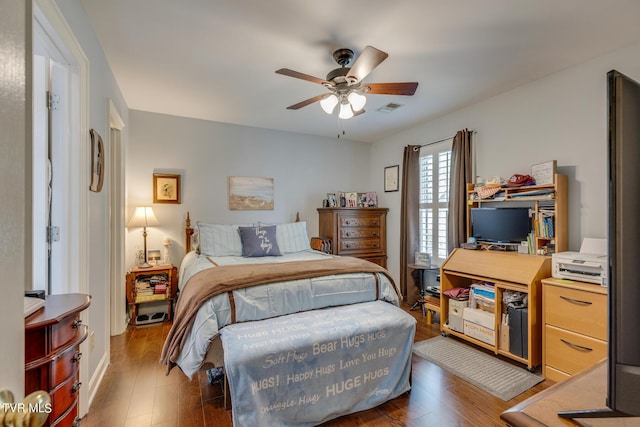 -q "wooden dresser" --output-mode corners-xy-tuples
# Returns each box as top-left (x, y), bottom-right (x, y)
(25, 293), (91, 427)
(542, 278), (607, 382)
(317, 207), (388, 268)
